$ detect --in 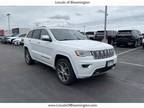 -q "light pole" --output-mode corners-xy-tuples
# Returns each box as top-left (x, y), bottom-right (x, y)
(103, 5), (108, 42)
(83, 25), (86, 34)
(6, 13), (11, 35)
